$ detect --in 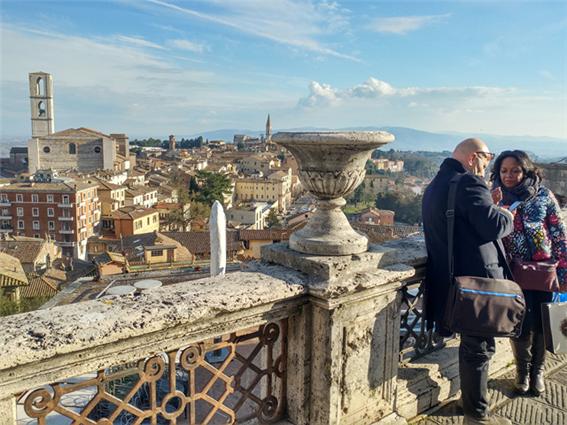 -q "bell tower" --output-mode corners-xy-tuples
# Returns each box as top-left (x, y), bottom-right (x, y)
(265, 114), (272, 142)
(29, 72), (55, 137)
